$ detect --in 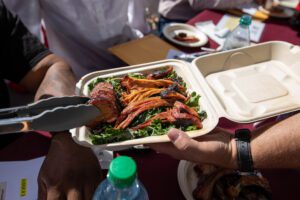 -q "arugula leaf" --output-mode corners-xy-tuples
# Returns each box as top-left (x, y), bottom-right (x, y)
(88, 77), (106, 92)
(182, 125), (197, 131)
(130, 107), (166, 127)
(90, 125), (132, 145)
(131, 119), (175, 138)
(128, 73), (146, 79)
(186, 91), (200, 107)
(166, 70), (186, 88)
(87, 77), (123, 96)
